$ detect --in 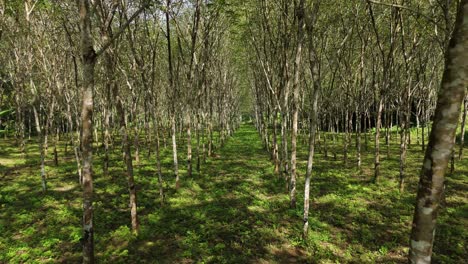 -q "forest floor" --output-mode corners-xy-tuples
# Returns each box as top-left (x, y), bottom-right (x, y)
(0, 124), (467, 263)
